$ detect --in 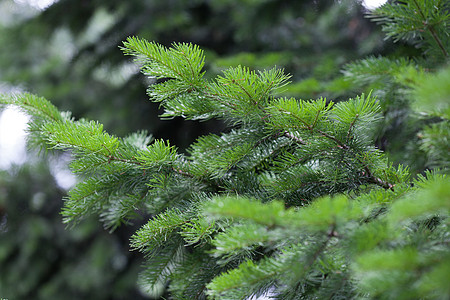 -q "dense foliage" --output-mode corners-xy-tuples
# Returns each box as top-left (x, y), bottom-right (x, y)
(1, 0), (449, 299)
(1, 1), (381, 298)
(0, 0), (376, 139)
